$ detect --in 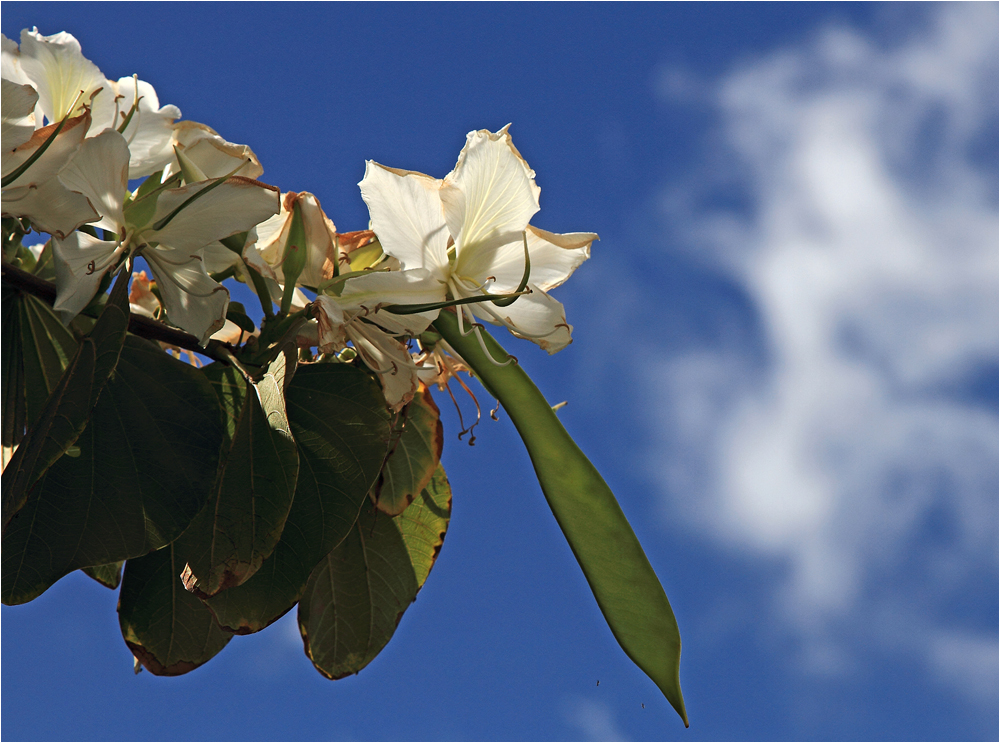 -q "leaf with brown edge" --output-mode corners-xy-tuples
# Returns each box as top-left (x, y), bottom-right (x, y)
(300, 464), (451, 680)
(173, 350), (298, 598)
(2, 336), (222, 606)
(372, 382), (443, 516)
(119, 544), (232, 676)
(82, 561), (123, 590)
(202, 363), (392, 634)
